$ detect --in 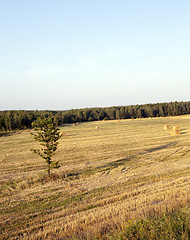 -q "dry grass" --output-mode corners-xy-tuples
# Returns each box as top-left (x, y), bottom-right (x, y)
(0, 115), (190, 239)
